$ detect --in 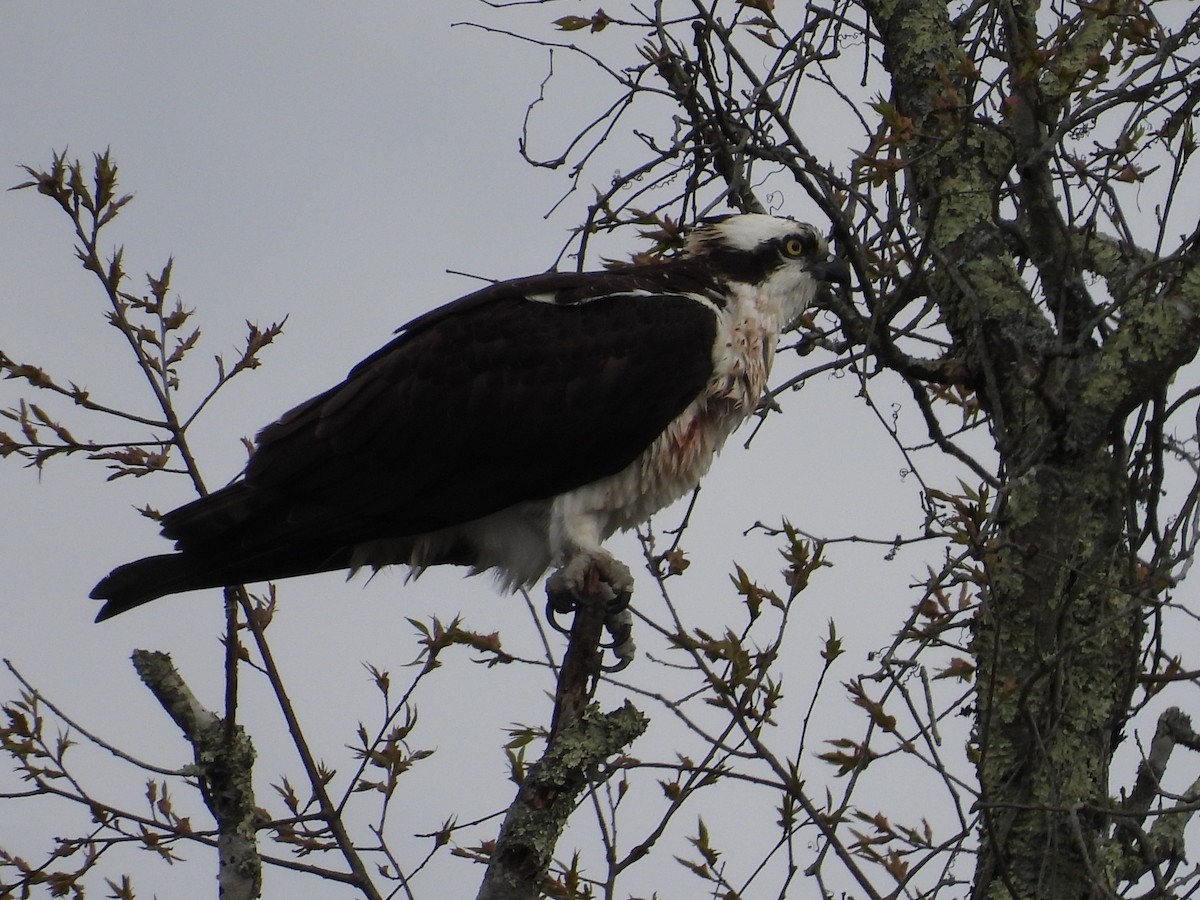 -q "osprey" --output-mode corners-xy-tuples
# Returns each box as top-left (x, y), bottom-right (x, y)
(91, 214), (849, 622)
